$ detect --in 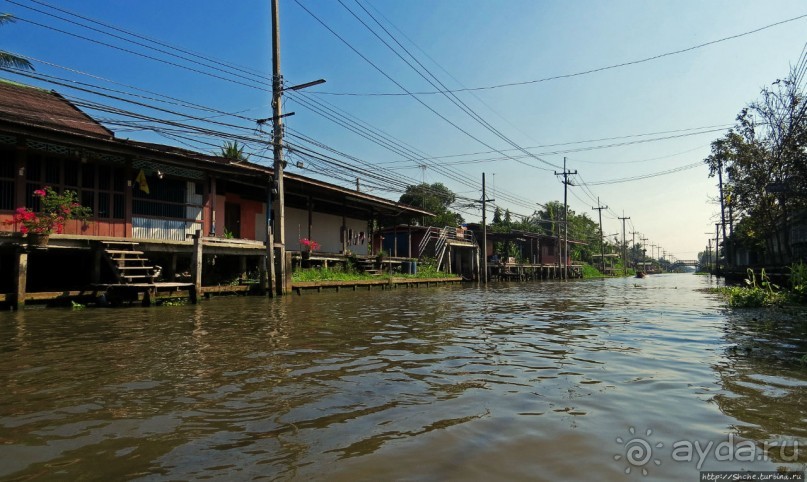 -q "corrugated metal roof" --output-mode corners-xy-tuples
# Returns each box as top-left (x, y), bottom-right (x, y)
(0, 80), (113, 138)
